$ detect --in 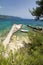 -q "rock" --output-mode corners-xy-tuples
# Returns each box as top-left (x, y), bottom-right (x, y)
(3, 24), (22, 48)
